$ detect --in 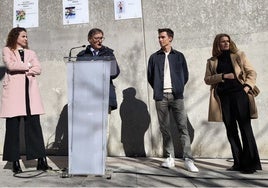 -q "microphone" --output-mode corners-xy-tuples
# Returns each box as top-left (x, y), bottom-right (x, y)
(68, 45), (86, 61)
